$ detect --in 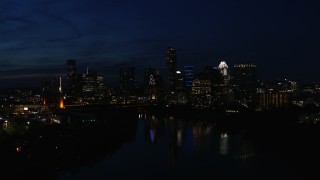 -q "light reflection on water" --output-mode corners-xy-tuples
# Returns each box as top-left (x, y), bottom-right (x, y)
(59, 112), (295, 180)
(219, 133), (229, 155)
(0, 110), (298, 179)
